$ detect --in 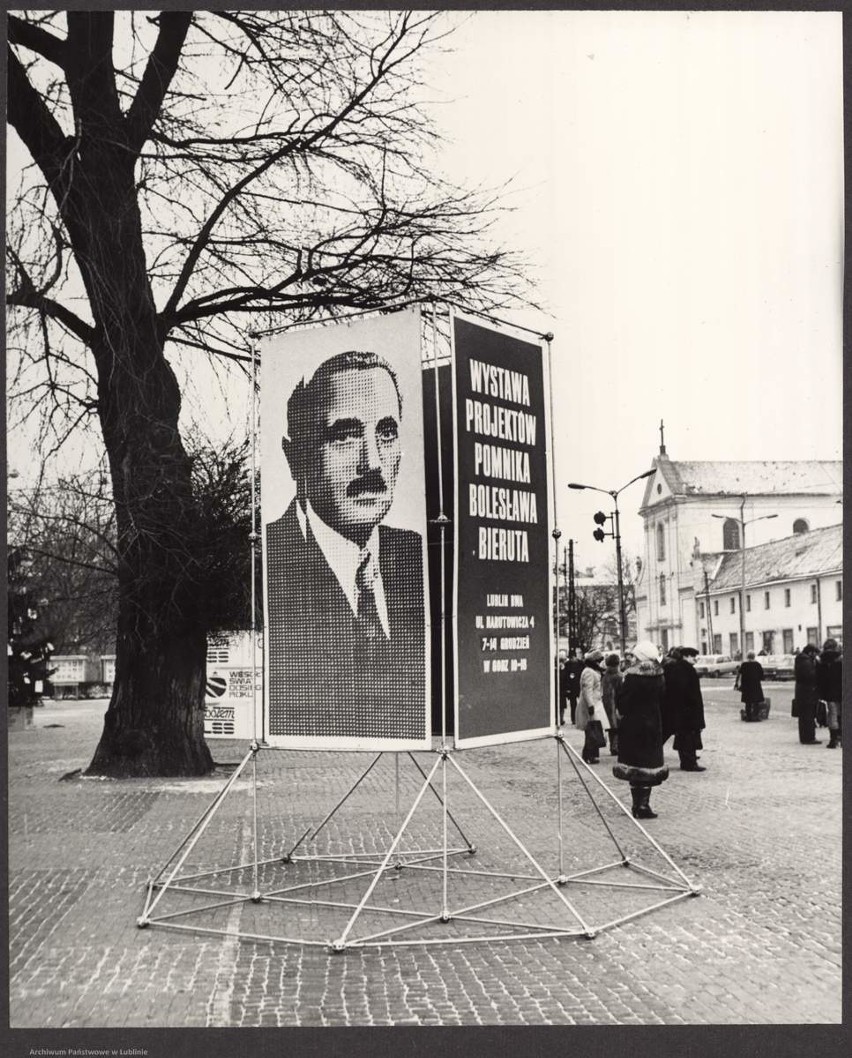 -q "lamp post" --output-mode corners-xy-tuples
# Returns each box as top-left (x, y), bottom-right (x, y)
(568, 469), (655, 657)
(712, 499), (777, 658)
